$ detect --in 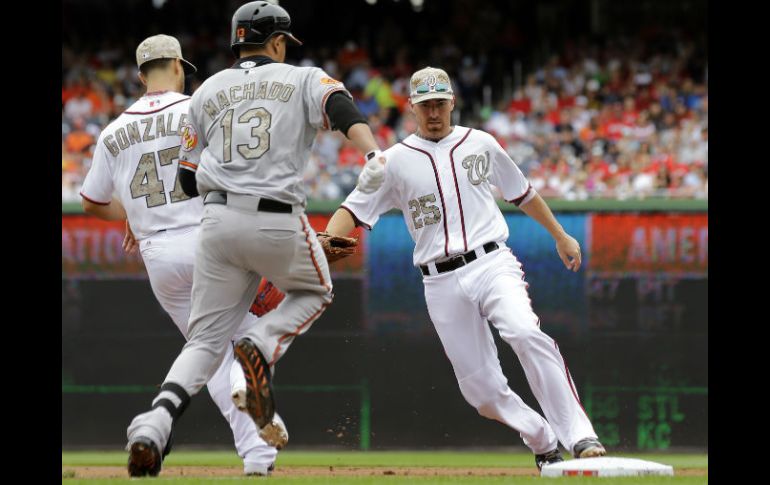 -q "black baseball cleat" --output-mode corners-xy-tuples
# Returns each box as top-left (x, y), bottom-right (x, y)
(535, 449), (564, 471)
(234, 338), (276, 429)
(127, 436), (162, 477)
(573, 437), (607, 458)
